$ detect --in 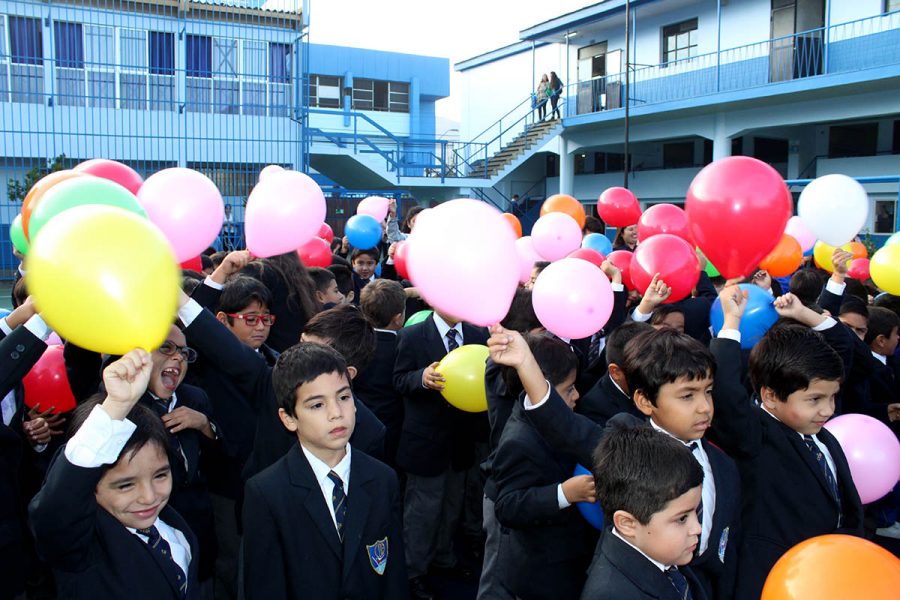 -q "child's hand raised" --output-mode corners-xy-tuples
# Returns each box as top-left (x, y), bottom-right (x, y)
(600, 260), (622, 285)
(101, 349), (152, 420)
(636, 273), (672, 314)
(211, 250), (252, 284)
(562, 474), (596, 504)
(487, 325), (531, 369)
(718, 285), (748, 330)
(773, 292), (827, 327)
(831, 249), (853, 278)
